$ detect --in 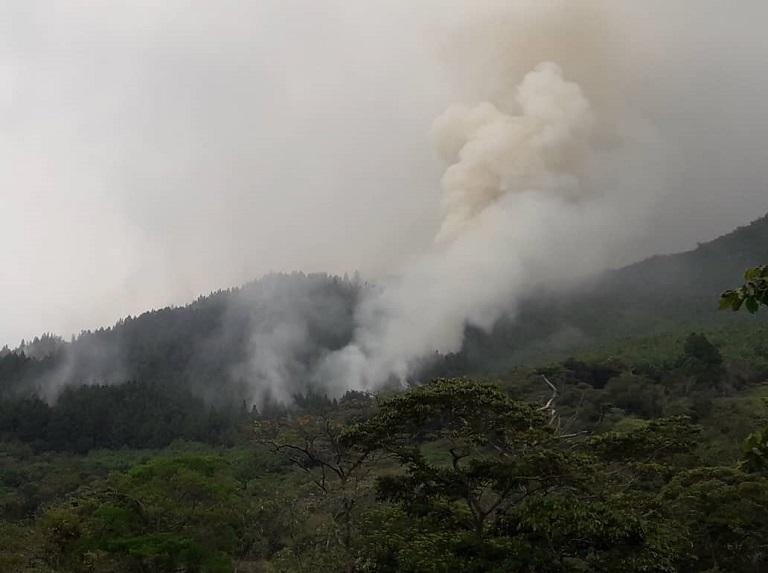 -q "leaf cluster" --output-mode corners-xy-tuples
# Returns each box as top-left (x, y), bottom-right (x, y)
(720, 265), (768, 313)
